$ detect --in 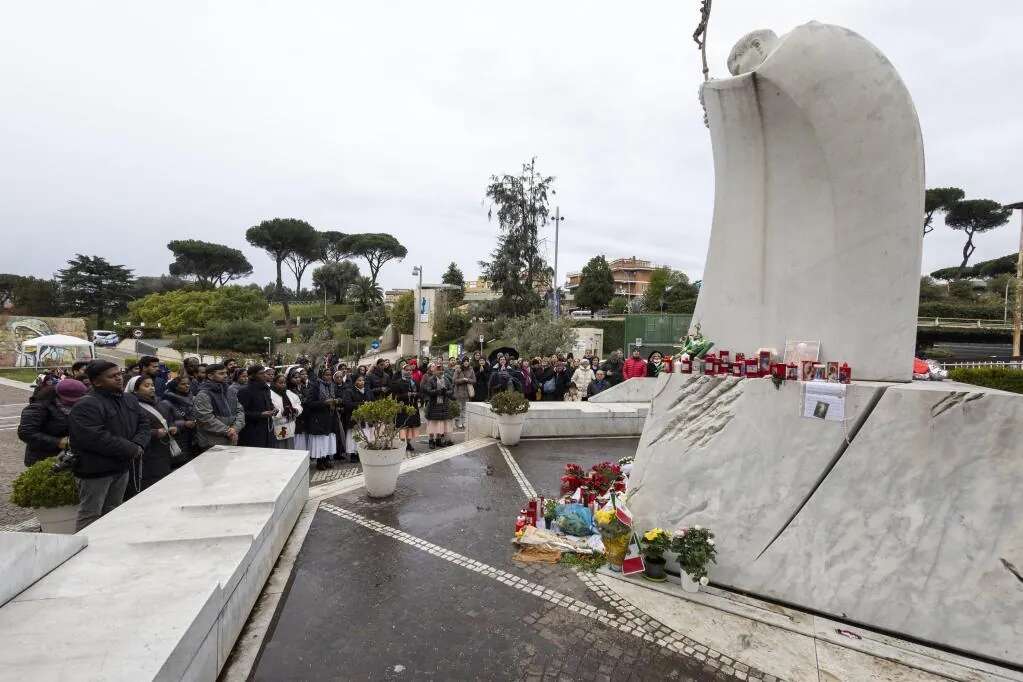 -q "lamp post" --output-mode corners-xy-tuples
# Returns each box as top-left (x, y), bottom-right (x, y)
(1005, 201), (1023, 363)
(191, 333), (199, 360)
(263, 336), (272, 360)
(551, 206), (565, 317)
(412, 265), (423, 358)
